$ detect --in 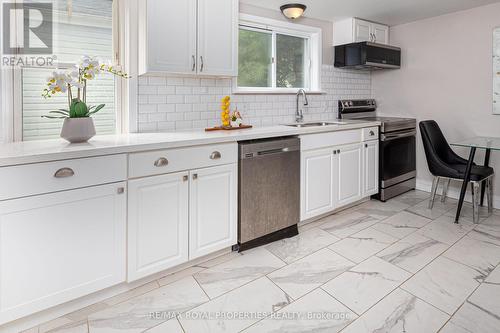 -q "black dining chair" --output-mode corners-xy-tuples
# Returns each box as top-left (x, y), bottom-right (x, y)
(419, 120), (494, 223)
